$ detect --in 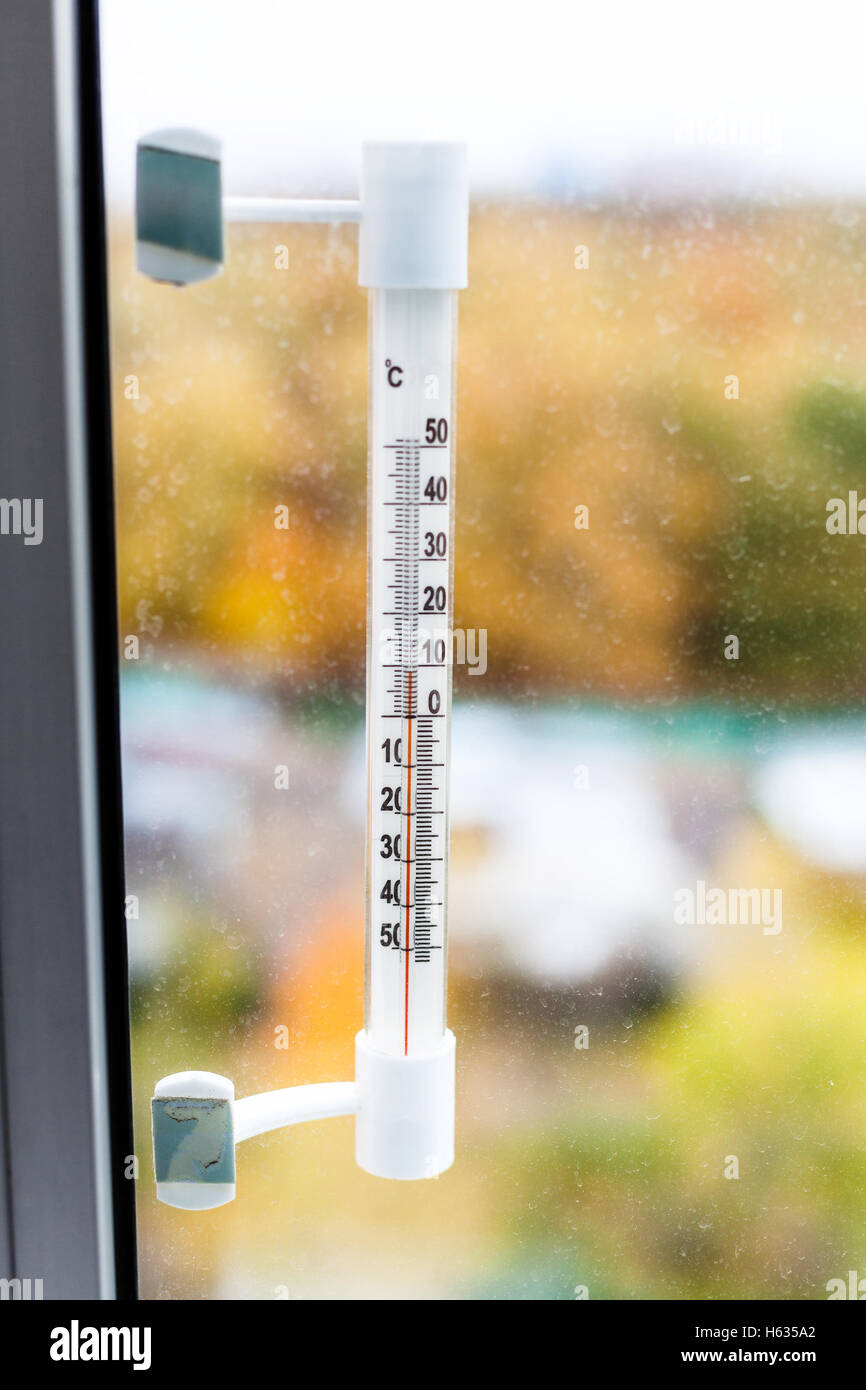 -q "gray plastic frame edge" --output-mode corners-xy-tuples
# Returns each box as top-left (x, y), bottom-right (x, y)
(0, 0), (137, 1299)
